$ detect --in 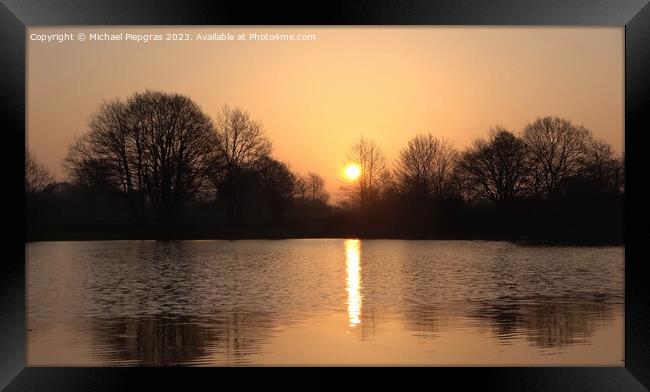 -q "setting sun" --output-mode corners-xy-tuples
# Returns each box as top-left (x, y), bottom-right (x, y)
(344, 163), (362, 182)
